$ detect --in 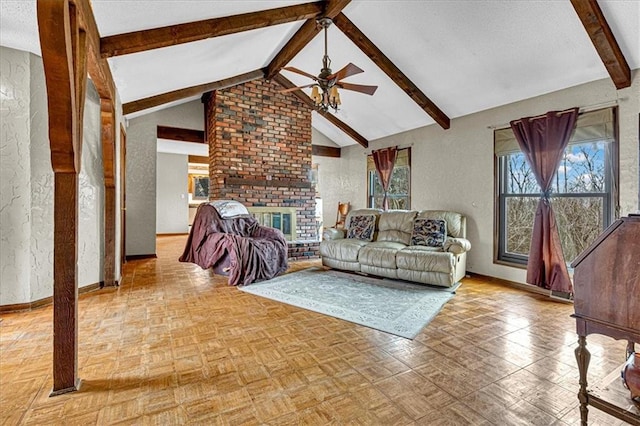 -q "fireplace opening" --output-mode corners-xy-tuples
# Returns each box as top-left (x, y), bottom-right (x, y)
(247, 206), (297, 241)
